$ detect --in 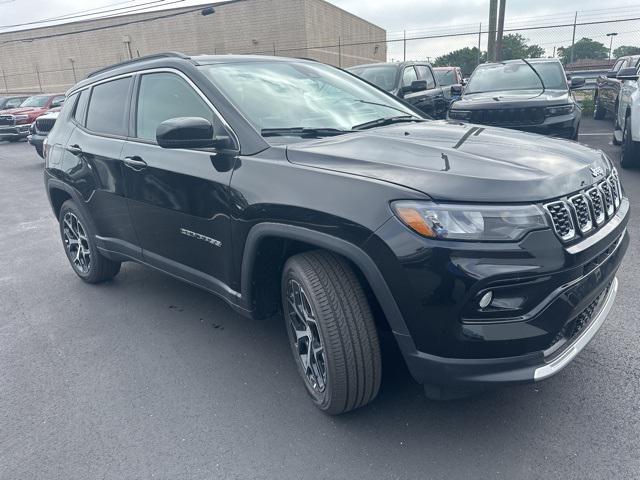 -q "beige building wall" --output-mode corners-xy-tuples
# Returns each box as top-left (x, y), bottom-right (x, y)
(0, 0), (386, 94)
